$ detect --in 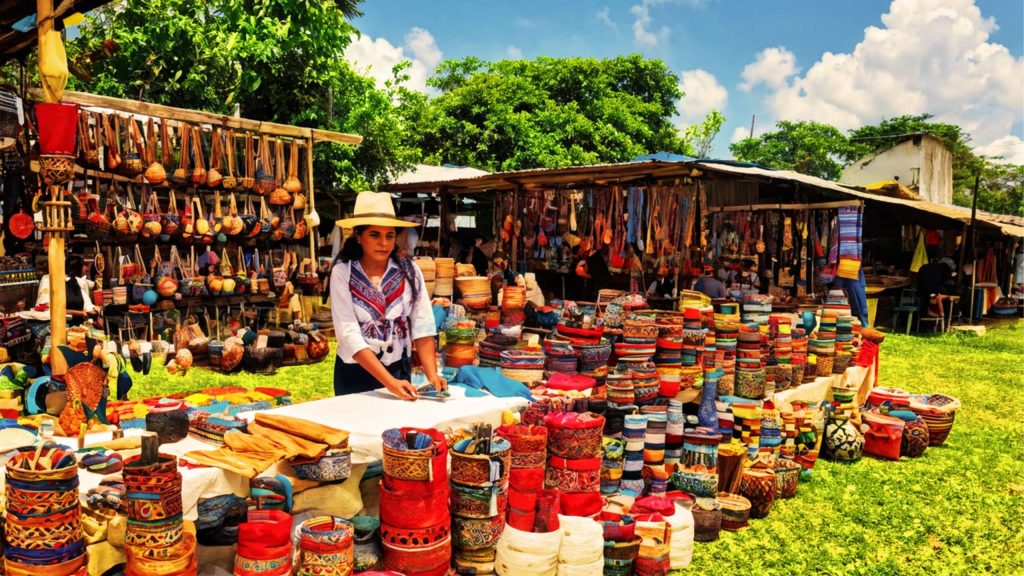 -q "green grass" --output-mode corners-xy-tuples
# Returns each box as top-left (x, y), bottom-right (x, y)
(130, 340), (338, 402)
(130, 323), (1024, 574)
